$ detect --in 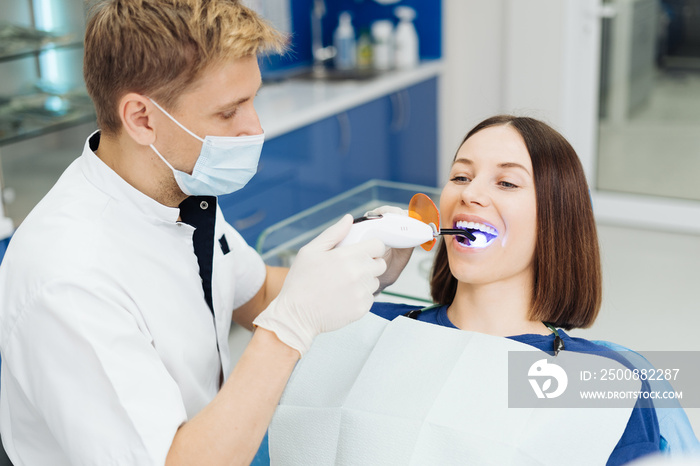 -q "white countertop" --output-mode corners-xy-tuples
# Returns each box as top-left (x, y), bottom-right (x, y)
(256, 60), (443, 139)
